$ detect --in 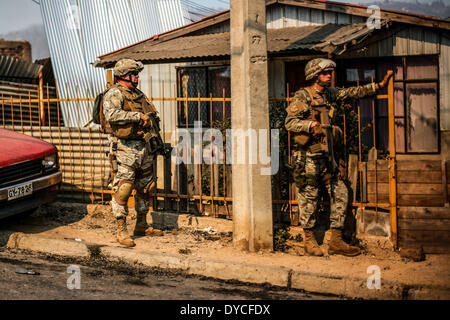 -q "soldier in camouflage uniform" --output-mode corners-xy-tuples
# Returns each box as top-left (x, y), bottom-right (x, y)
(102, 58), (163, 247)
(285, 58), (393, 256)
